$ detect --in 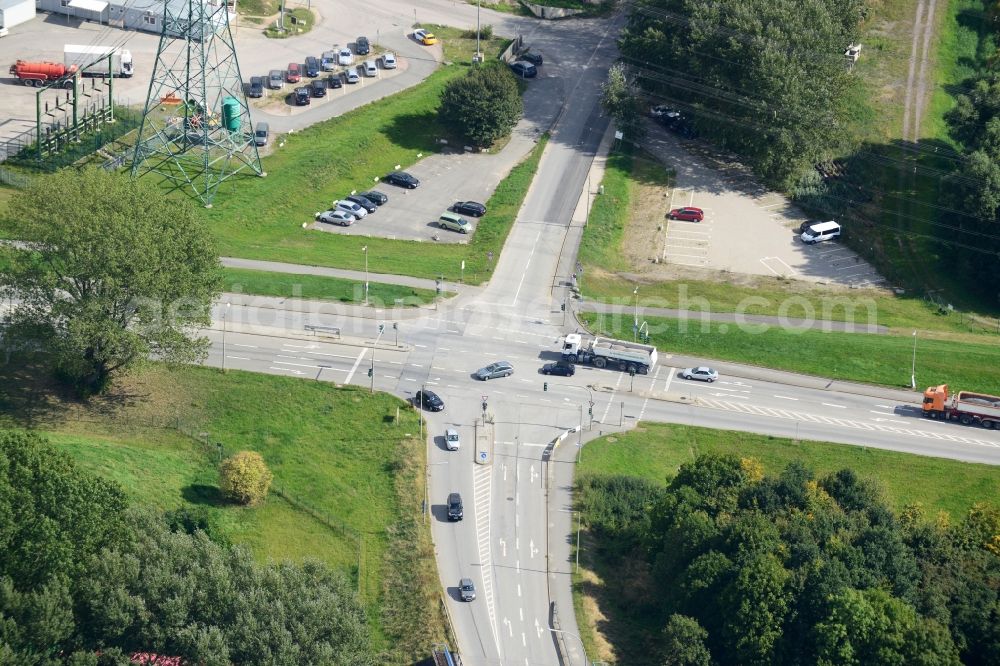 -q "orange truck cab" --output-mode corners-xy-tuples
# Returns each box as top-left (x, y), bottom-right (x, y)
(922, 384), (949, 414)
